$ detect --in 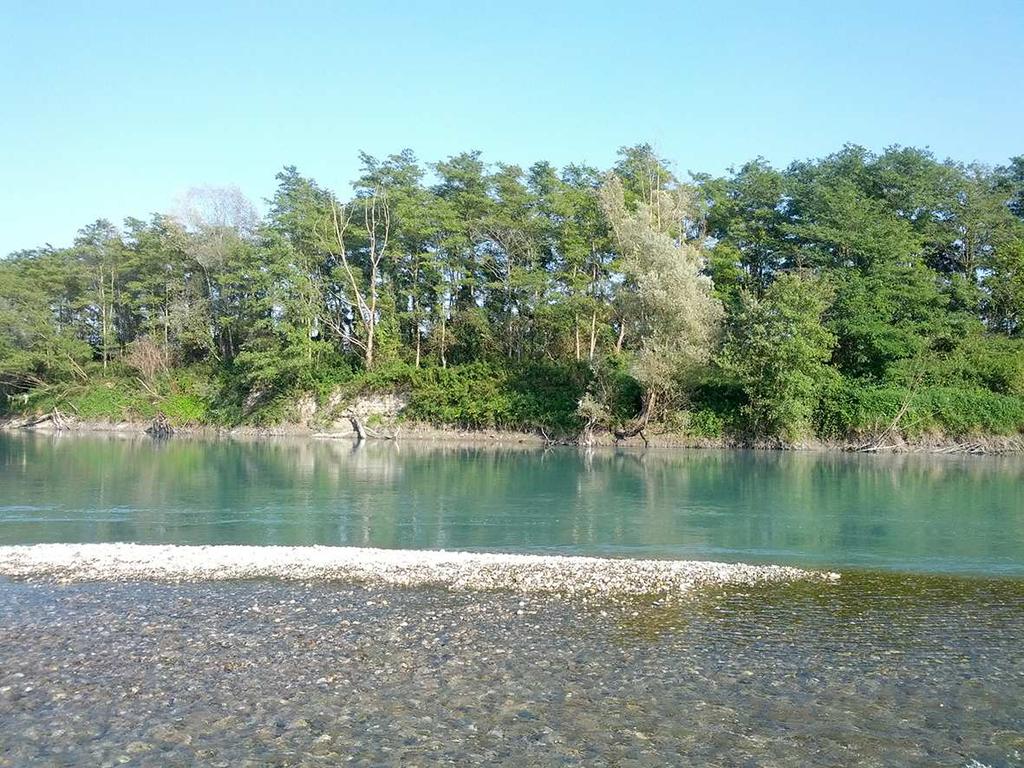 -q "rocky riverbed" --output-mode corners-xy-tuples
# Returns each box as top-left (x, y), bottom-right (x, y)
(1, 573), (1022, 767)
